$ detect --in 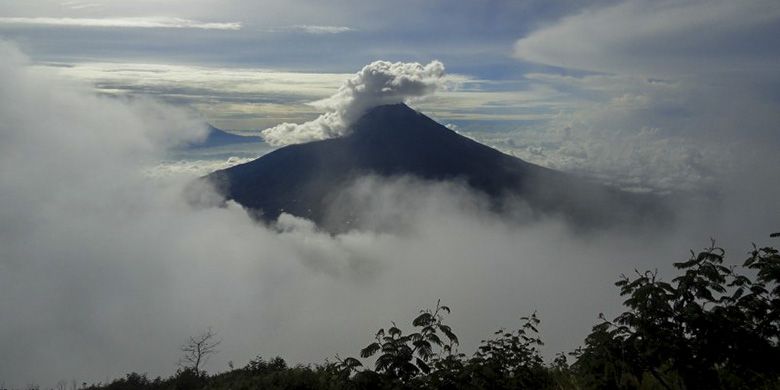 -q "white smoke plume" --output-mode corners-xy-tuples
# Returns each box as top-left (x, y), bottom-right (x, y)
(261, 60), (449, 146)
